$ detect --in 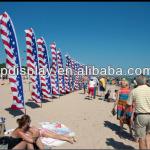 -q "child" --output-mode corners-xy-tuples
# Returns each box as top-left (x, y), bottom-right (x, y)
(112, 90), (118, 102)
(104, 90), (111, 101)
